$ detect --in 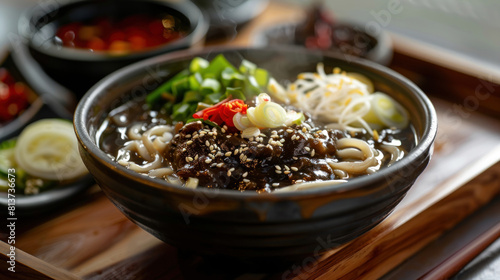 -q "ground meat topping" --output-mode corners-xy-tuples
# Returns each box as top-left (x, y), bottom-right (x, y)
(165, 121), (344, 192)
